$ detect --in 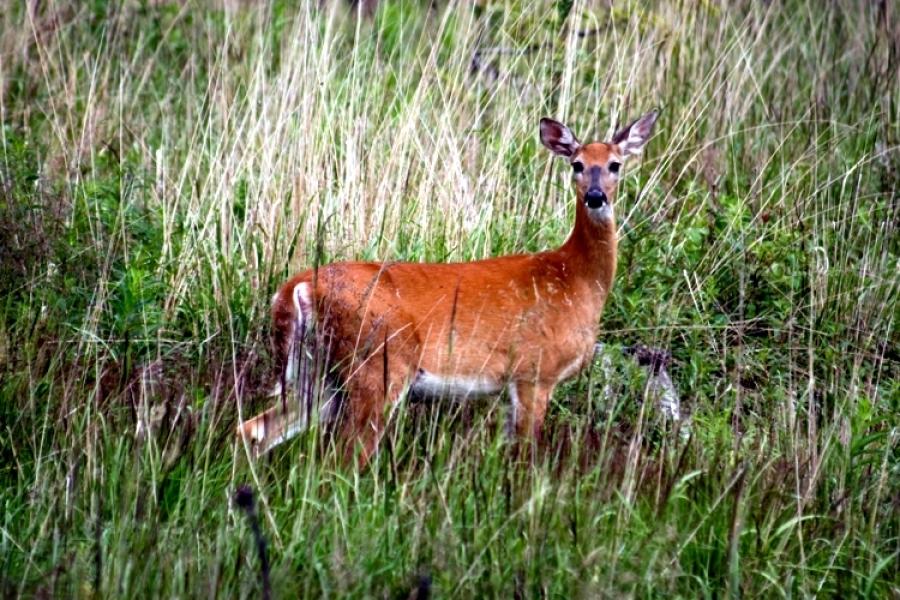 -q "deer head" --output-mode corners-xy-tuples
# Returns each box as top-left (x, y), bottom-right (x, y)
(540, 110), (659, 223)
